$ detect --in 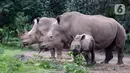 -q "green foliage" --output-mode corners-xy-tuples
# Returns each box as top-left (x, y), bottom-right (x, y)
(0, 49), (4, 54)
(64, 63), (88, 73)
(0, 44), (89, 73)
(39, 60), (63, 70)
(0, 54), (22, 73)
(68, 51), (85, 66)
(125, 33), (130, 53)
(0, 0), (130, 53)
(0, 45), (45, 73)
(15, 12), (30, 33)
(0, 54), (46, 73)
(74, 54), (85, 66)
